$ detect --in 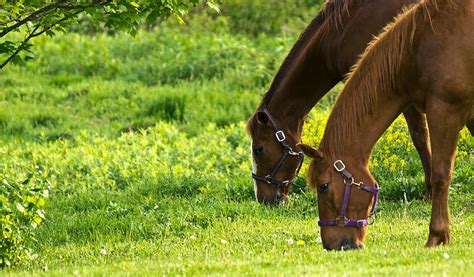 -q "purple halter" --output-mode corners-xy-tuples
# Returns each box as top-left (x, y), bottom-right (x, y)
(318, 160), (379, 228)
